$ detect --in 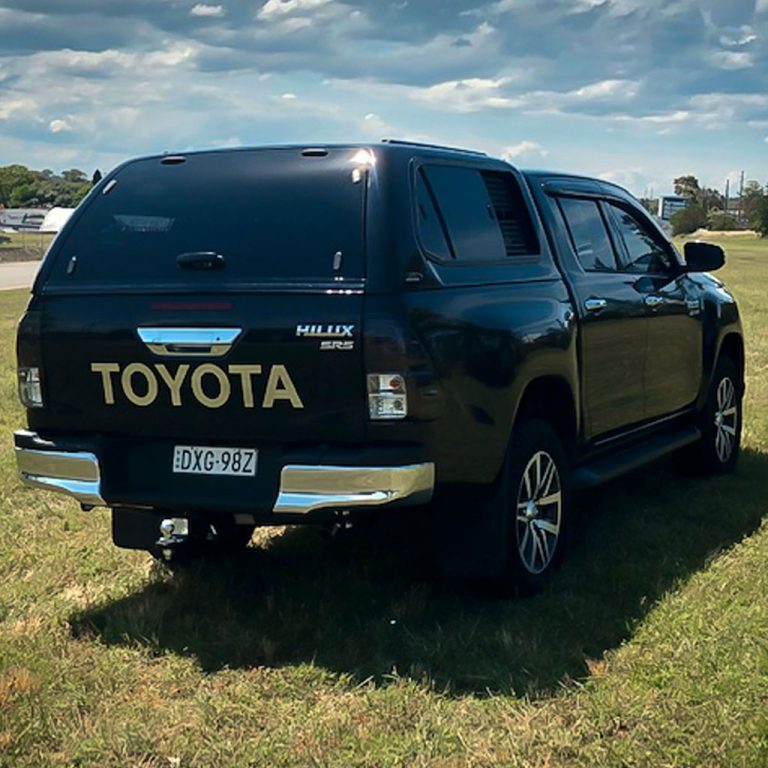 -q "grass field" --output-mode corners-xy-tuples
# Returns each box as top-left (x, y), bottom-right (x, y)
(0, 231), (54, 263)
(1, 234), (767, 766)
